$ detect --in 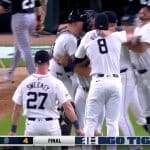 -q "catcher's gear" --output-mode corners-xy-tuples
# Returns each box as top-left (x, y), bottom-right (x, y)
(67, 9), (87, 23)
(83, 9), (96, 32)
